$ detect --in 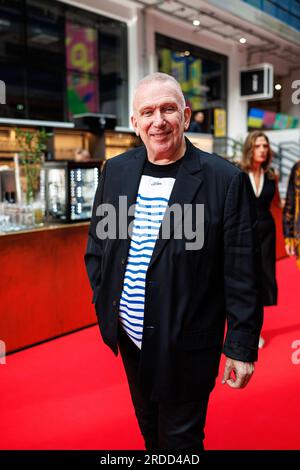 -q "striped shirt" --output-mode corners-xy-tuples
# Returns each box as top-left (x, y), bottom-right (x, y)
(119, 157), (183, 349)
